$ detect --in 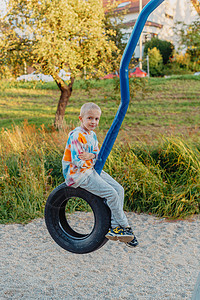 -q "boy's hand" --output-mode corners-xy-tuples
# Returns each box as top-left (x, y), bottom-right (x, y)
(79, 152), (95, 161)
